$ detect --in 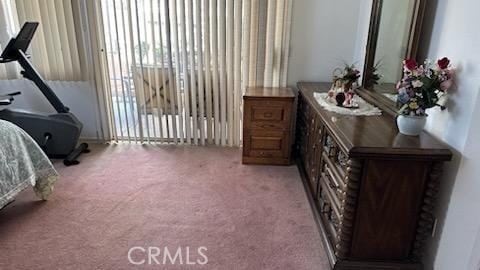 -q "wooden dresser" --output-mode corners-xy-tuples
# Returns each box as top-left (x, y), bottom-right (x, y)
(295, 82), (452, 270)
(242, 87), (296, 165)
